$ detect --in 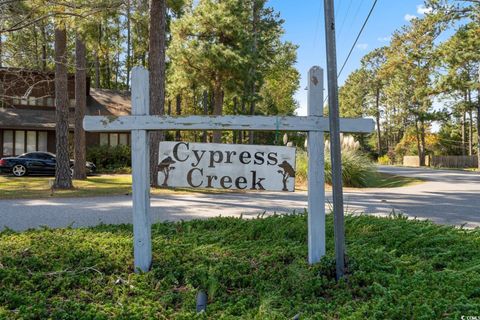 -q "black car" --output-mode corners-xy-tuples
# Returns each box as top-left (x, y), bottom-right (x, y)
(0, 152), (96, 177)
